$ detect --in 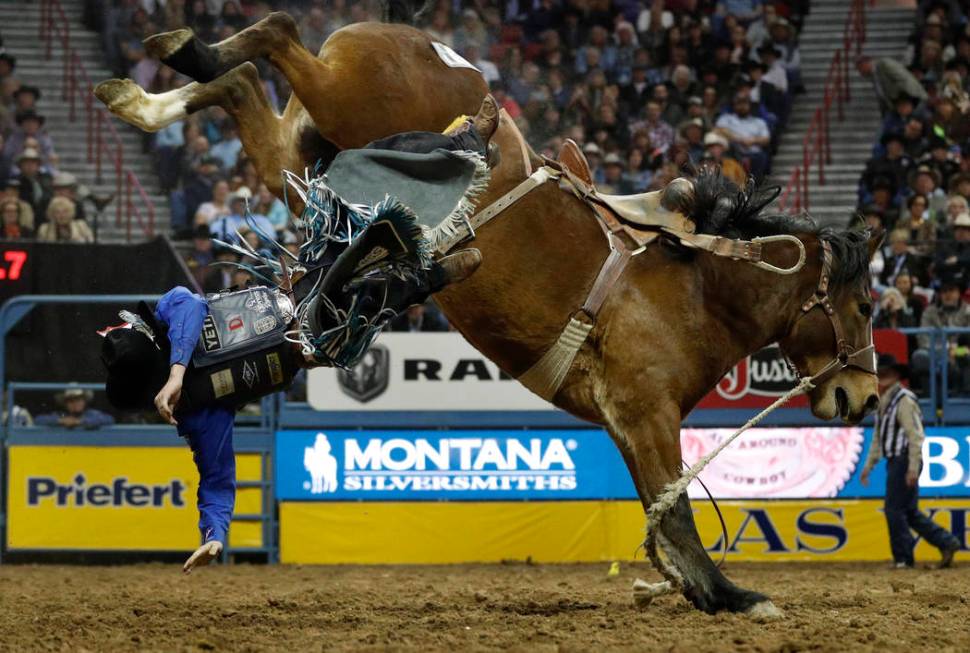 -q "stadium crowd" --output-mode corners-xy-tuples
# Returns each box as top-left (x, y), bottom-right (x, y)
(0, 35), (98, 243)
(854, 0), (970, 391)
